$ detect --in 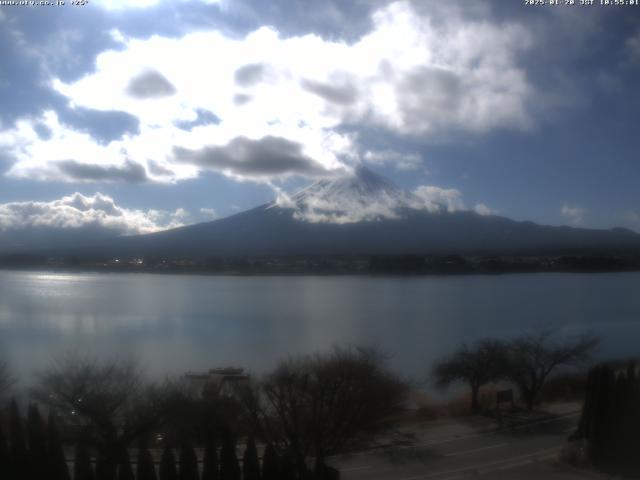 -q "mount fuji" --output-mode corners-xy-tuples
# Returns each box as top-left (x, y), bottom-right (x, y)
(283, 165), (421, 224)
(20, 165), (635, 260)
